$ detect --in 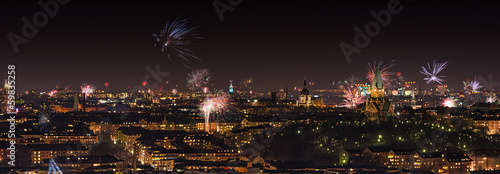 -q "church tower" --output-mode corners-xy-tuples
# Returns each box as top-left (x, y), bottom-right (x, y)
(362, 66), (394, 120)
(297, 79), (312, 107)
